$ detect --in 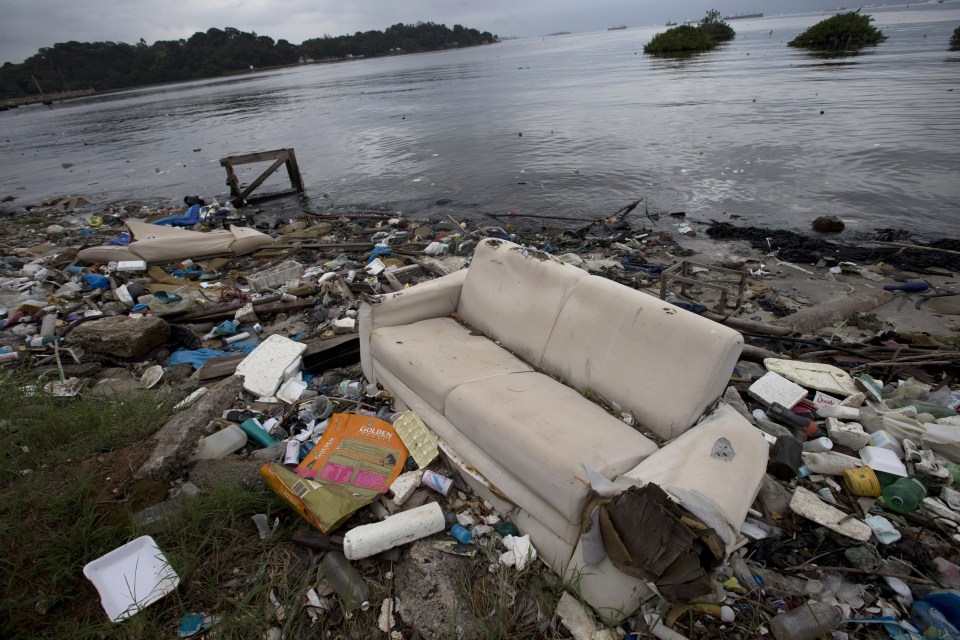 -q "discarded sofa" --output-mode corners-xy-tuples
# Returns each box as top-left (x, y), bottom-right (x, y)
(359, 238), (769, 622)
(77, 219), (273, 264)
